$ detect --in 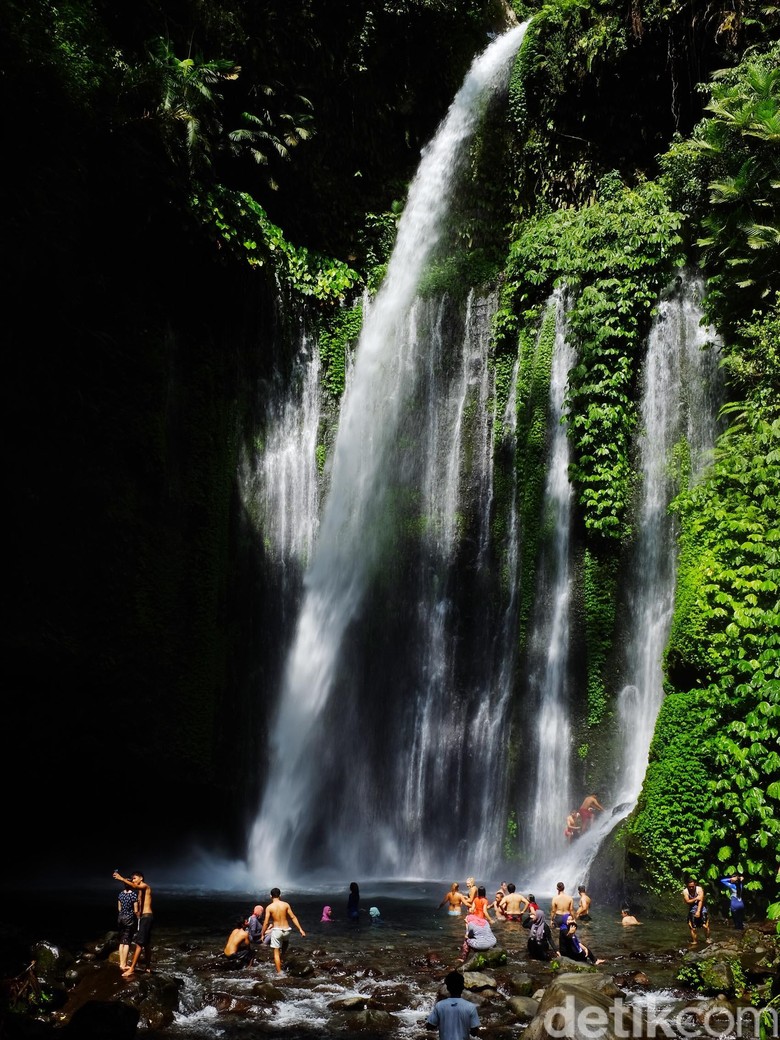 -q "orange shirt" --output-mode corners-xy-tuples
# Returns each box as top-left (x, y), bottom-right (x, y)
(472, 897), (489, 919)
